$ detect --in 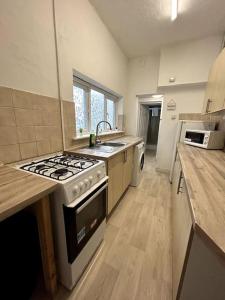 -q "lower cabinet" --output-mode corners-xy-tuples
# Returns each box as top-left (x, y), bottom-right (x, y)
(107, 147), (134, 215)
(172, 154), (225, 299)
(172, 156), (193, 300)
